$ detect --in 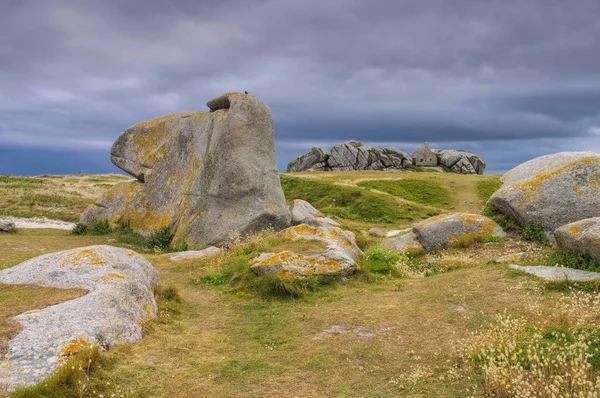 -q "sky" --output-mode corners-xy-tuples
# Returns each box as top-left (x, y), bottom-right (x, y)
(1, 0), (600, 176)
